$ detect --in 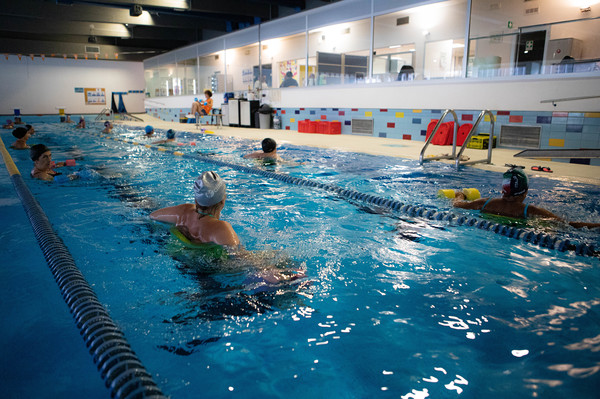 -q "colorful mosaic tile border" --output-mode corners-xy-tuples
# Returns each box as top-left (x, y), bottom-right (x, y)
(147, 106), (600, 165)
